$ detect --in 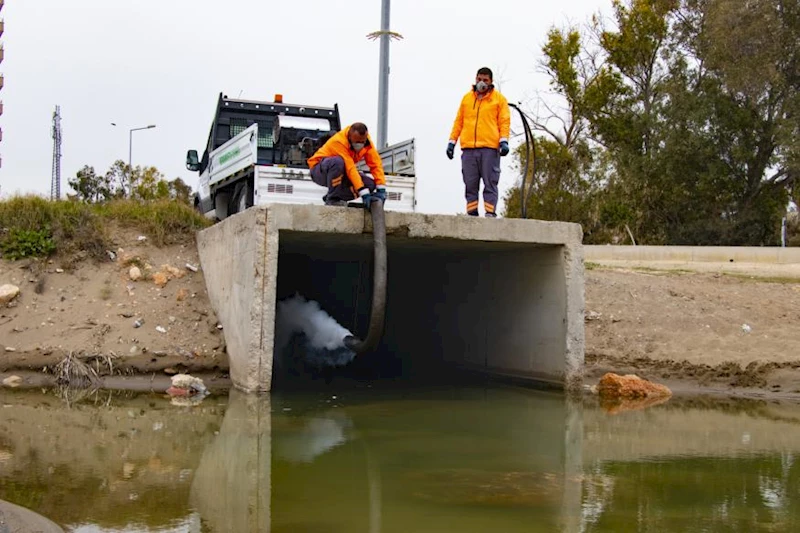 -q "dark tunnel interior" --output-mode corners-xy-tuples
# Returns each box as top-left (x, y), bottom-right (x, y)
(272, 230), (568, 389)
